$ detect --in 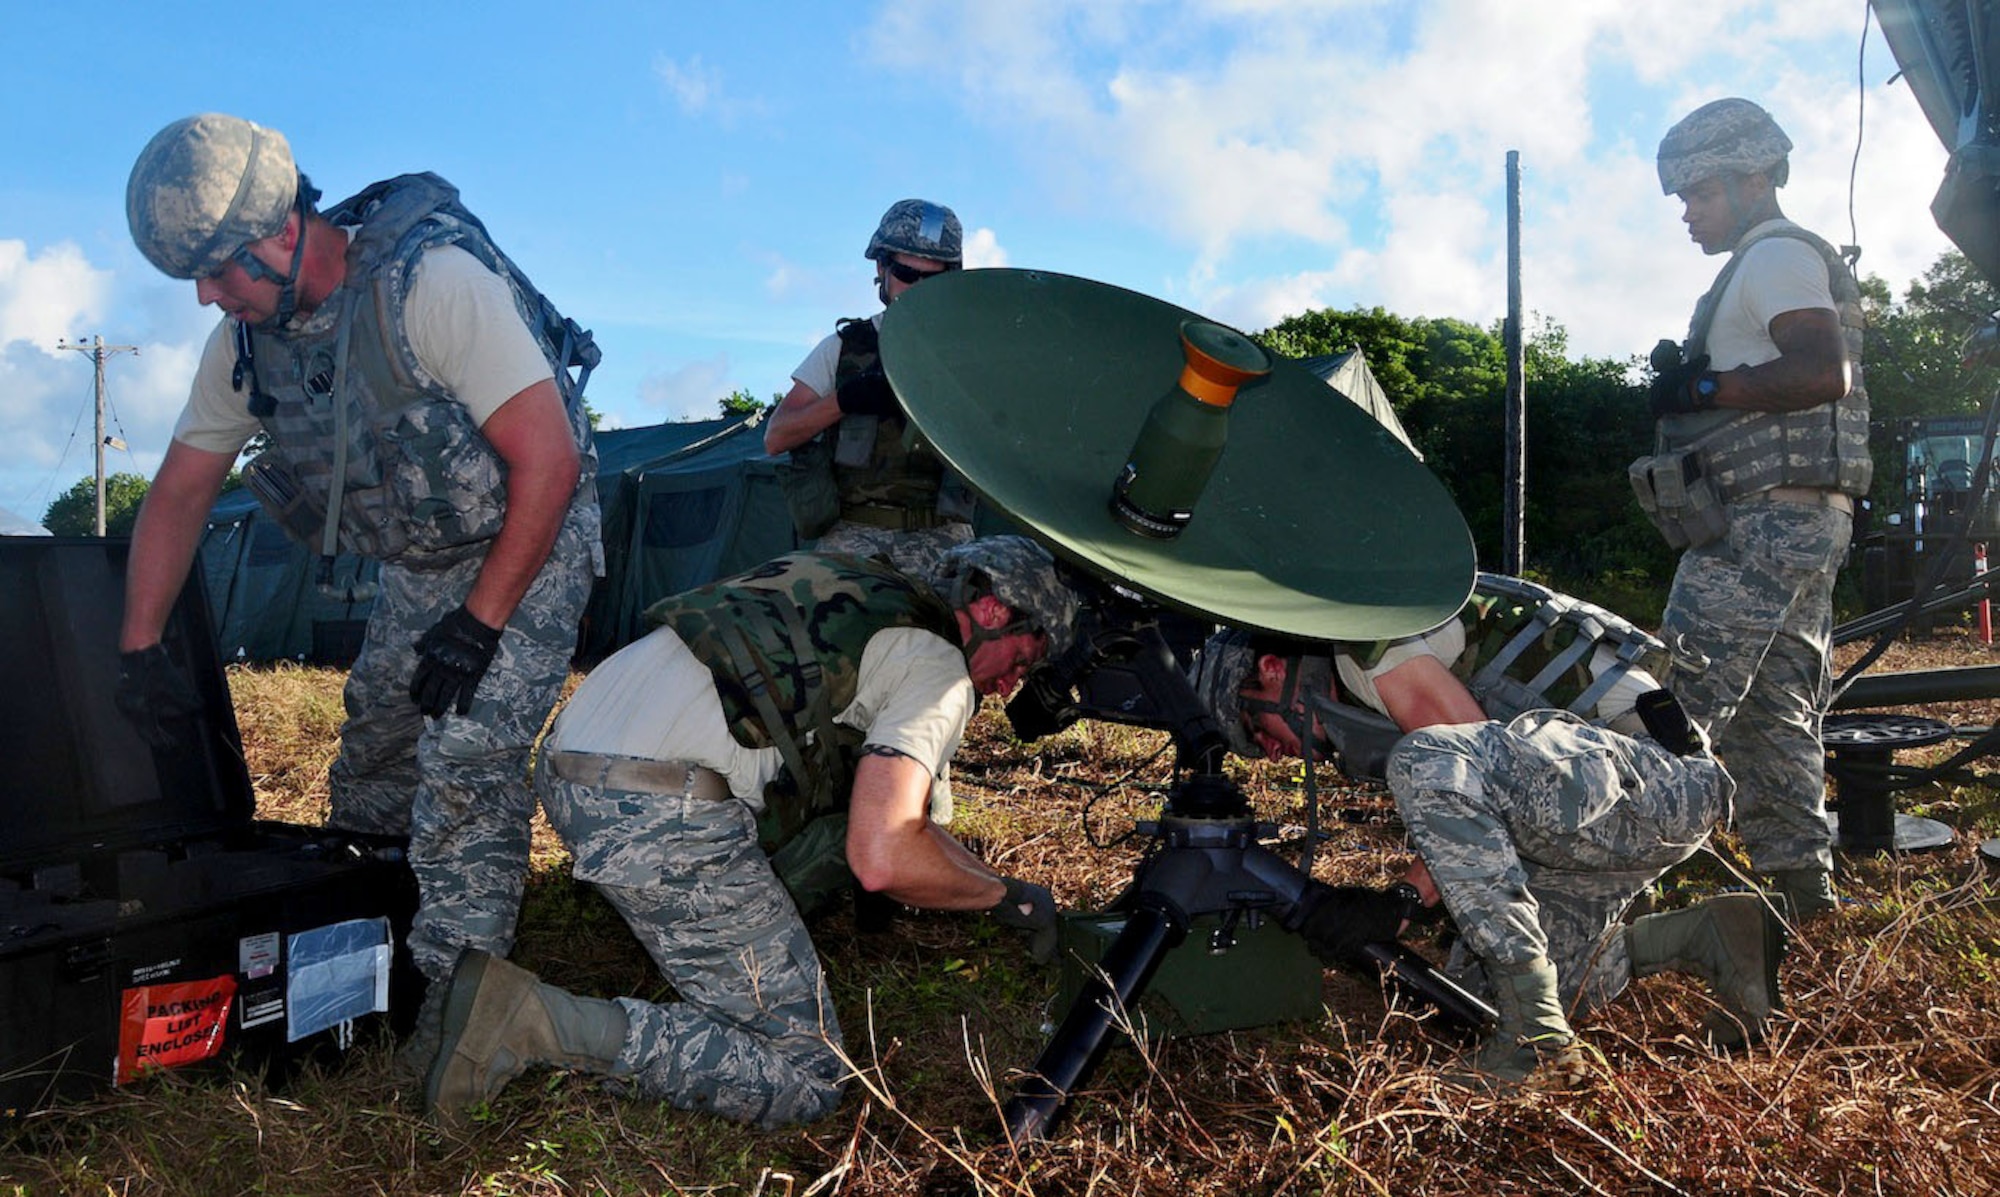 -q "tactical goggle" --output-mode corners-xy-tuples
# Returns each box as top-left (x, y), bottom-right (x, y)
(886, 259), (954, 286)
